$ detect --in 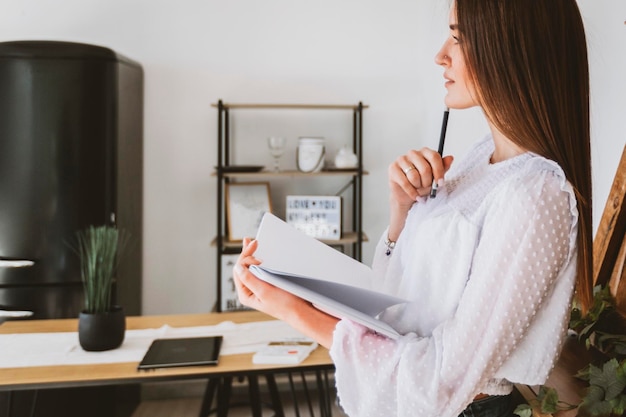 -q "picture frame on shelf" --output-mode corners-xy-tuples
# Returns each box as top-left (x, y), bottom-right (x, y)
(225, 182), (272, 242)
